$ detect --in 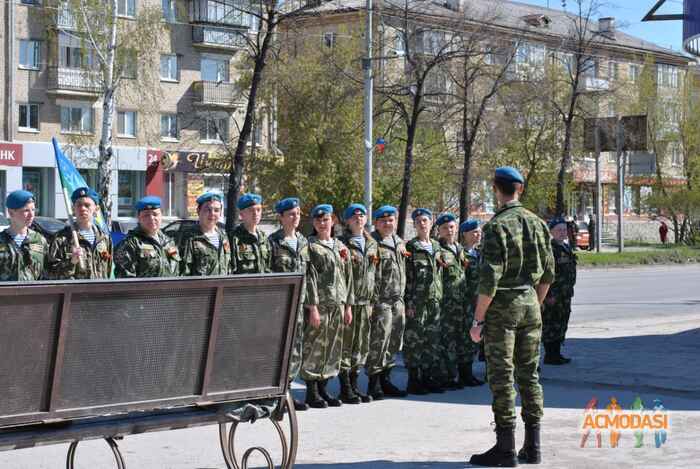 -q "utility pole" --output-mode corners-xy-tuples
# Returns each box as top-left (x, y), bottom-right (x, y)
(363, 0), (374, 227)
(594, 125), (602, 253)
(616, 118), (624, 253)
